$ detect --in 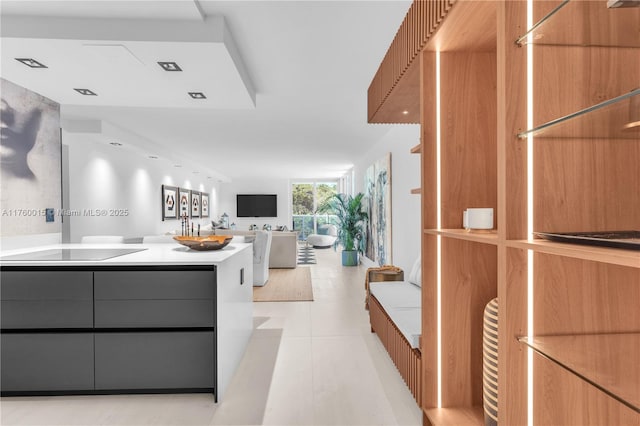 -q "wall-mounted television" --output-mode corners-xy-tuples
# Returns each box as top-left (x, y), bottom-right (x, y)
(236, 194), (277, 217)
